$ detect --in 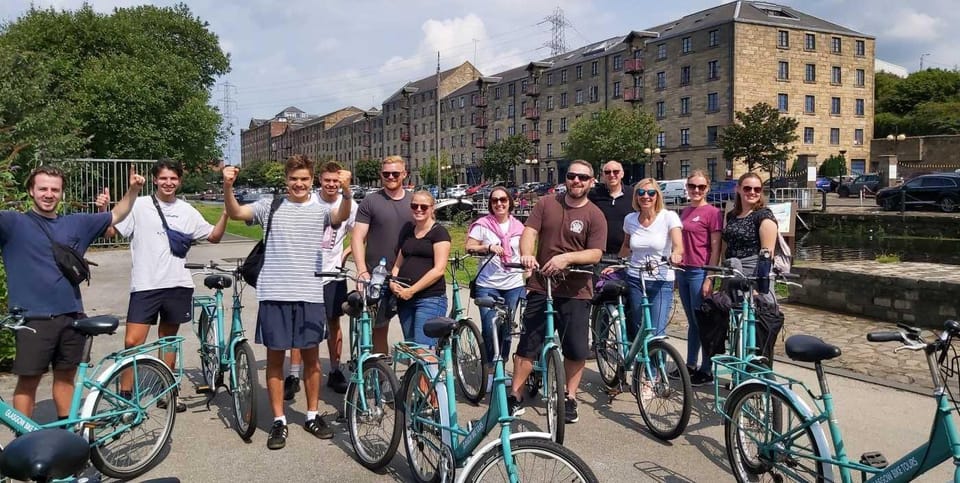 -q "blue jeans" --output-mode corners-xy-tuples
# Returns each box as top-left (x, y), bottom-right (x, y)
(474, 285), (525, 365)
(677, 268), (710, 373)
(398, 295), (448, 347)
(627, 276), (674, 340)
